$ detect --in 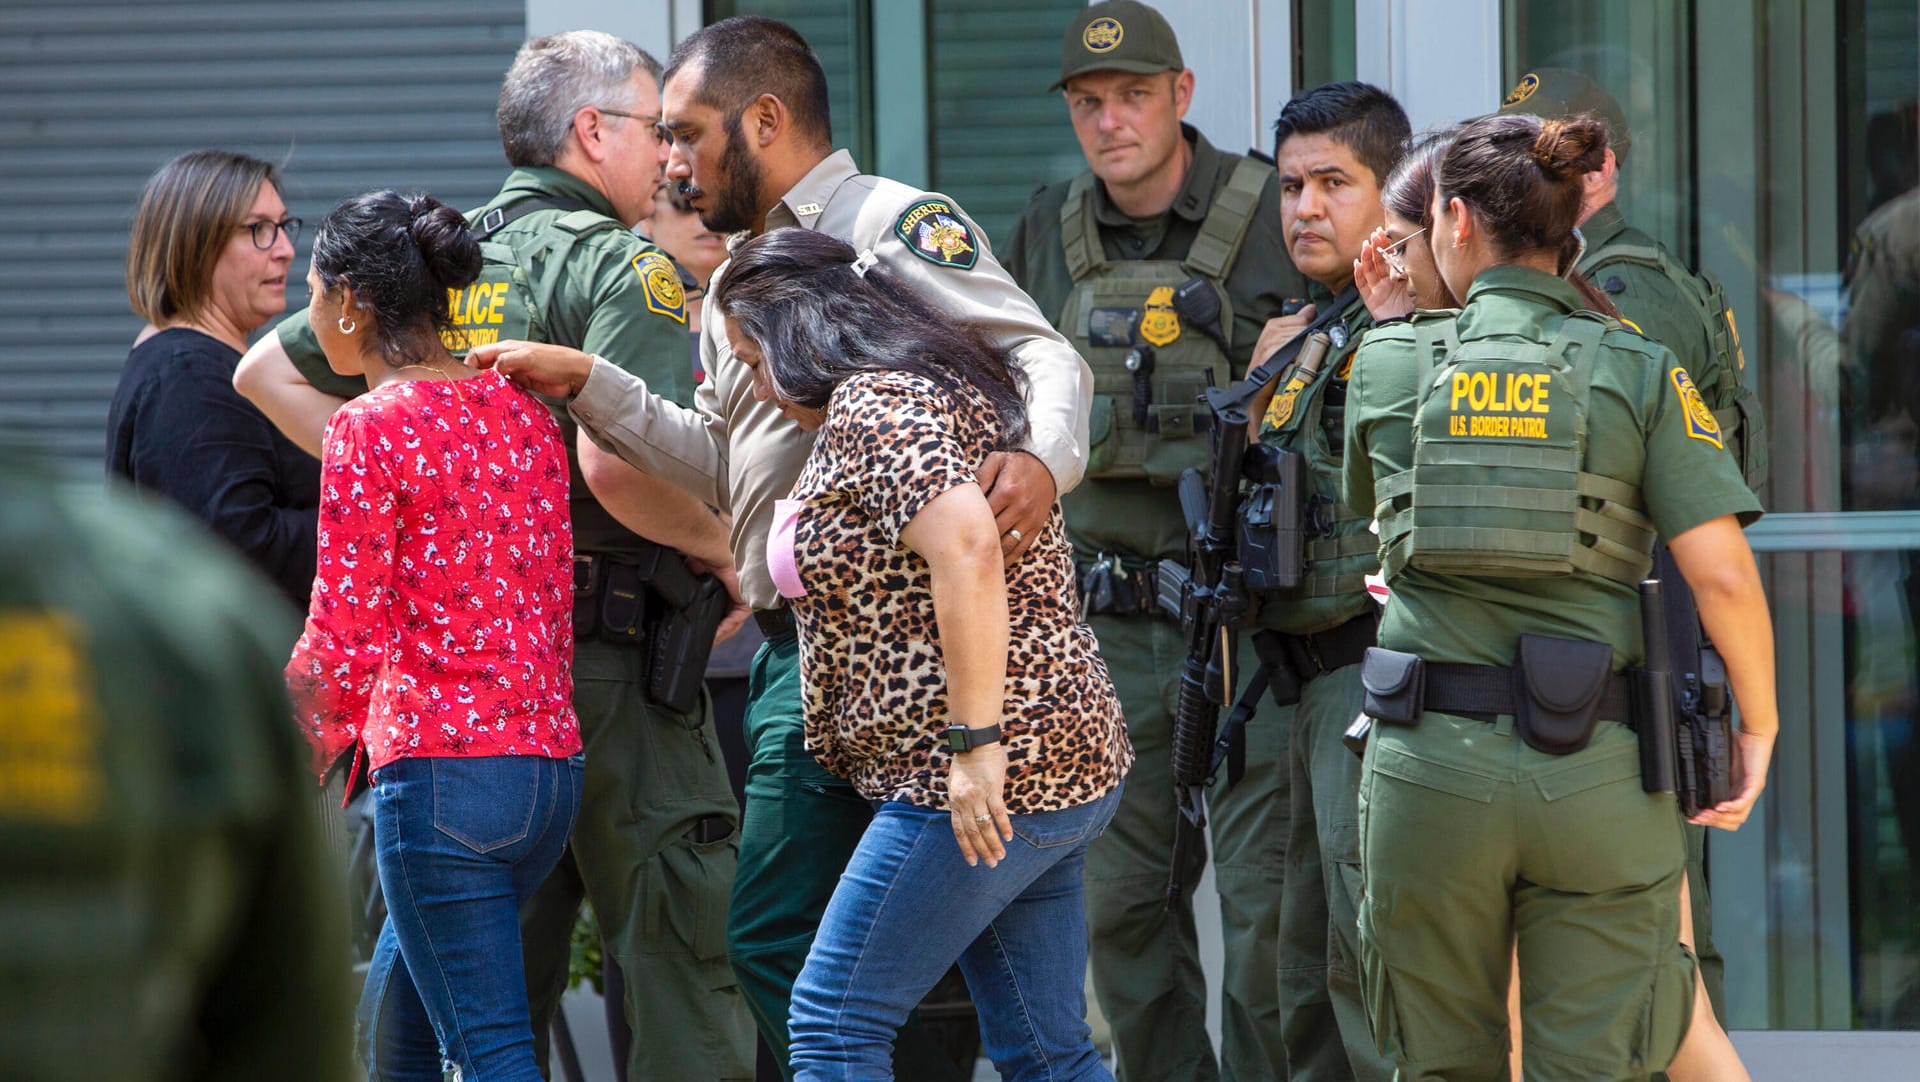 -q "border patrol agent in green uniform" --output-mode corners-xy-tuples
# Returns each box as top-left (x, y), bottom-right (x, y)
(0, 451), (351, 1082)
(1241, 82), (1407, 1082)
(1003, 5), (1309, 1077)
(238, 33), (753, 1081)
(1500, 67), (1771, 1021)
(1344, 113), (1772, 1080)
